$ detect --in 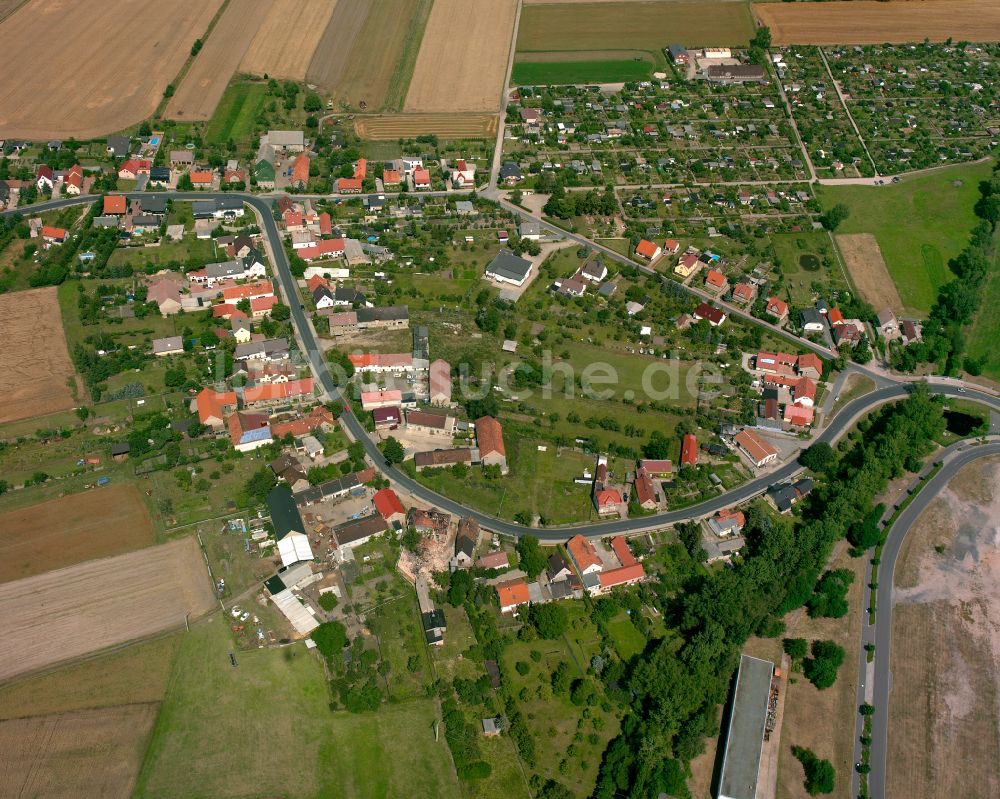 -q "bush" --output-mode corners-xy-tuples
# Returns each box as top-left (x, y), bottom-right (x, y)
(792, 746), (835, 795)
(528, 603), (568, 639)
(516, 660), (530, 676)
(807, 569), (854, 619)
(318, 593), (338, 611)
(803, 640), (845, 689)
(783, 637), (808, 660)
(311, 620), (348, 658)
